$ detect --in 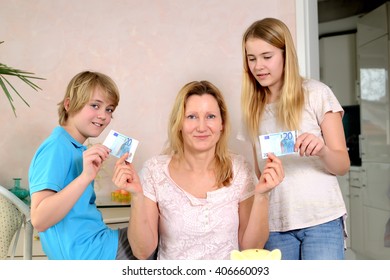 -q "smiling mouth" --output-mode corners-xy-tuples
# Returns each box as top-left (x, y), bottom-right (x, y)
(92, 122), (103, 127)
